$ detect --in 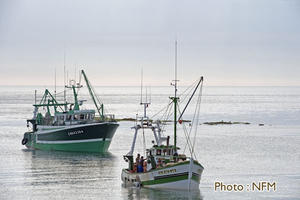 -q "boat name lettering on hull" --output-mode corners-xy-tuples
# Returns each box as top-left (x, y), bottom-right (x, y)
(158, 169), (176, 175)
(68, 130), (84, 136)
